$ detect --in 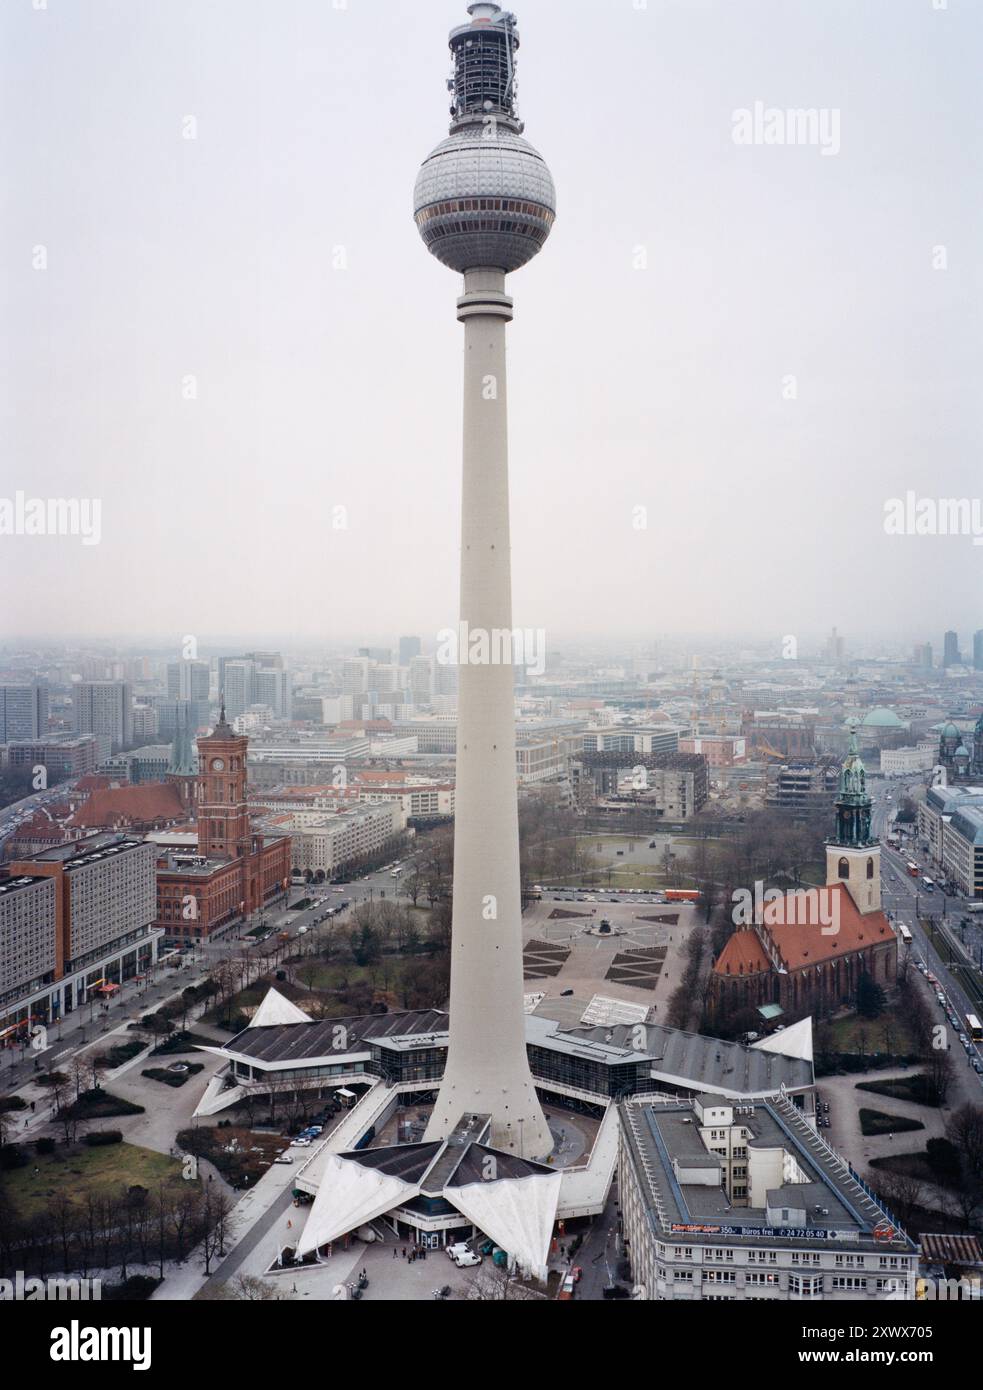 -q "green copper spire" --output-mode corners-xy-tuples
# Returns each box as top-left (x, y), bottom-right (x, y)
(168, 701), (198, 776)
(830, 722), (876, 847)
